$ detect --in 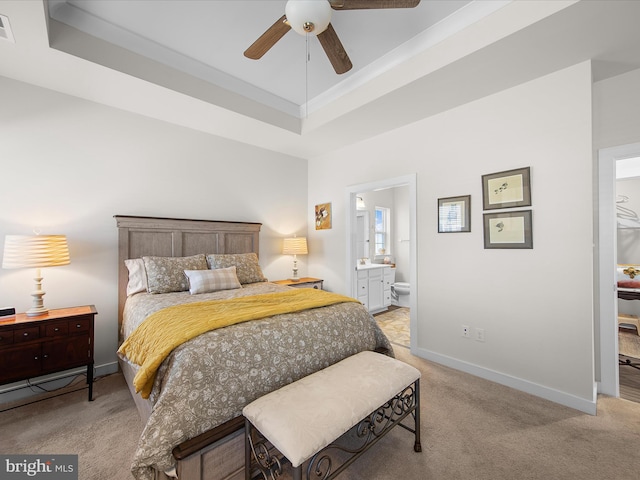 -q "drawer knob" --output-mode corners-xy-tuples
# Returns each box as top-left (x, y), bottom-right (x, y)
(23, 332), (29, 337)
(76, 324), (82, 328)
(54, 327), (59, 332)
(34, 356), (39, 360)
(43, 354), (48, 359)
